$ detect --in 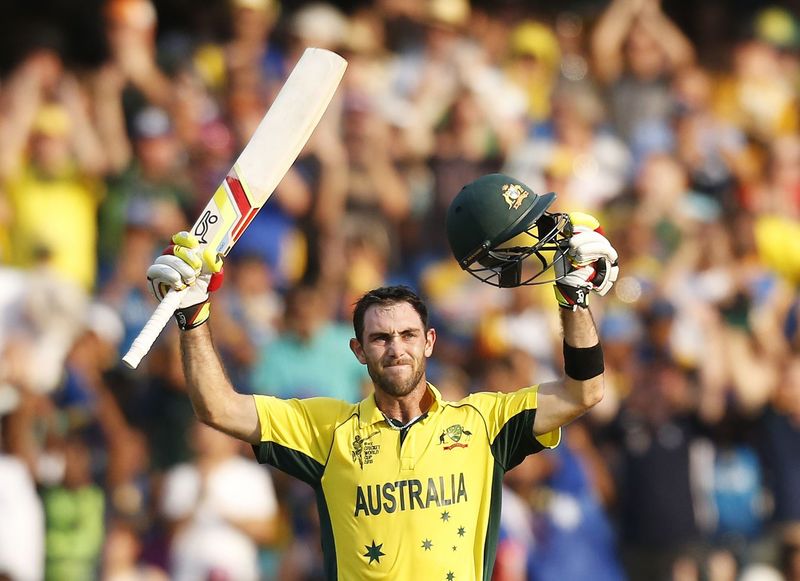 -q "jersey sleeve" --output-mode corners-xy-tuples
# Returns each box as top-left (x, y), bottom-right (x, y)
(464, 387), (560, 471)
(251, 395), (354, 485)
